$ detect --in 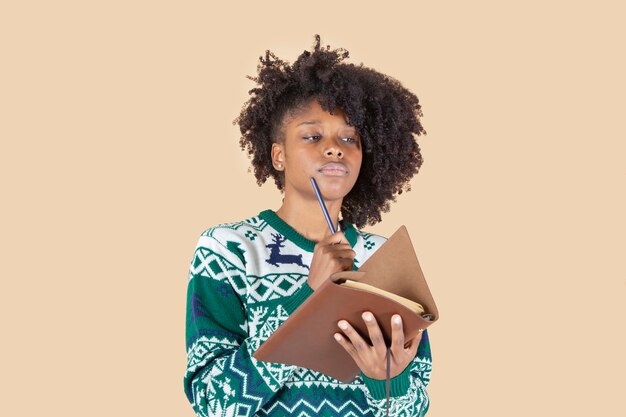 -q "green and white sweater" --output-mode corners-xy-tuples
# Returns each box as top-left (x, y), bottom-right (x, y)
(184, 209), (432, 417)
